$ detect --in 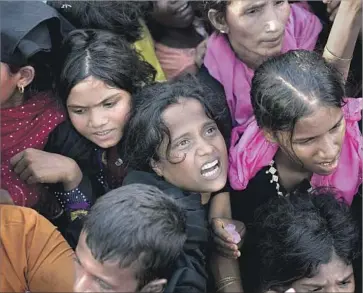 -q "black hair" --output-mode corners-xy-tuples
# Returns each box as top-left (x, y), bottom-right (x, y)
(123, 74), (228, 172)
(47, 1), (149, 43)
(56, 29), (155, 106)
(5, 51), (55, 97)
(251, 50), (345, 163)
(240, 188), (360, 293)
(251, 49), (345, 132)
(82, 183), (187, 288)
